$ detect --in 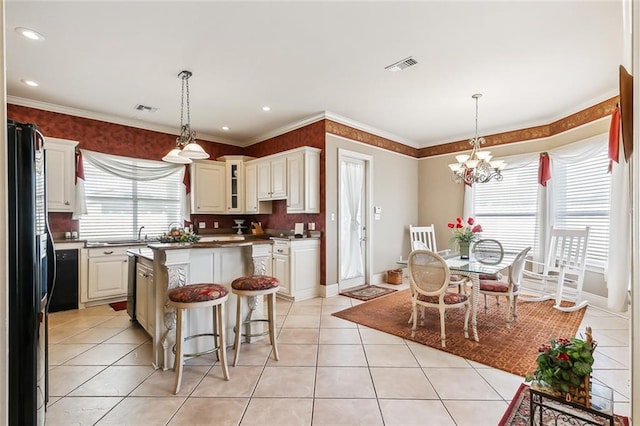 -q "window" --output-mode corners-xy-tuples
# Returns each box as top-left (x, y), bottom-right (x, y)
(553, 146), (611, 268)
(472, 139), (611, 270)
(473, 161), (539, 254)
(80, 156), (183, 241)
